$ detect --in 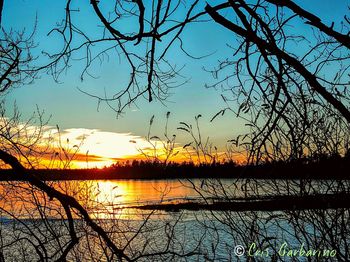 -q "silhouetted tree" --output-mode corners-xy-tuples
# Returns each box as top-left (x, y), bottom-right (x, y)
(35, 0), (350, 162)
(0, 5), (199, 260)
(204, 0), (350, 163)
(1, 1), (350, 260)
